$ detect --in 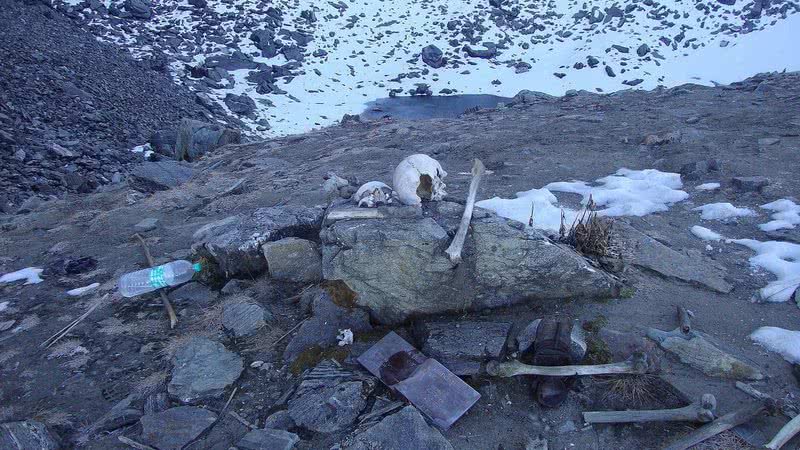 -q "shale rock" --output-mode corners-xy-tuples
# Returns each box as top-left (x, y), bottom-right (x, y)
(236, 429), (300, 450)
(345, 406), (453, 450)
(168, 337), (244, 403)
(263, 237), (323, 282)
(129, 160), (194, 192)
(140, 407), (217, 450)
(419, 320), (511, 375)
(193, 205), (325, 277)
(174, 119), (241, 161)
(222, 300), (271, 337)
(0, 421), (59, 450)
